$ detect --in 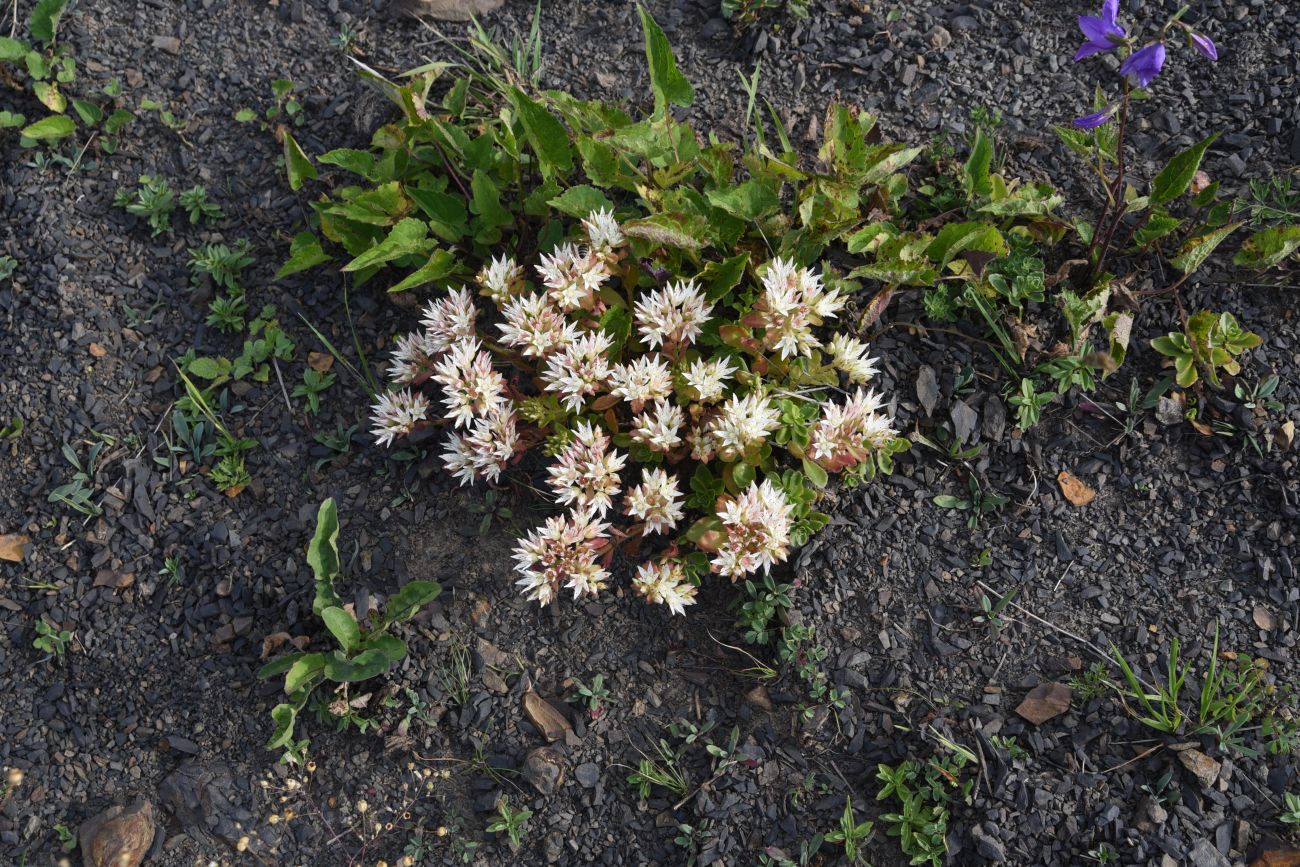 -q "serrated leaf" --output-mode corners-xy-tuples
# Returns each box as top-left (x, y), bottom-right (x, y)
(1233, 224), (1300, 269)
(699, 252), (750, 302)
(1150, 132), (1218, 206)
(185, 356), (226, 380)
(383, 579), (441, 626)
(1170, 222), (1241, 274)
(0, 110), (26, 129)
(321, 607), (361, 653)
(1131, 209), (1182, 250)
(29, 0), (69, 46)
(507, 86), (573, 178)
(276, 231), (332, 279)
(470, 169), (513, 231)
(638, 6), (694, 117)
(549, 185), (615, 219)
(283, 130), (317, 191)
(862, 145), (924, 186)
(20, 114), (75, 141)
(342, 217), (430, 273)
